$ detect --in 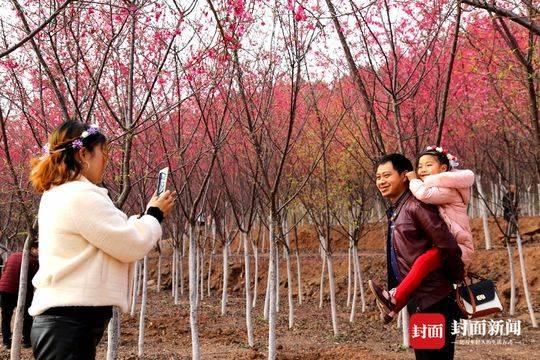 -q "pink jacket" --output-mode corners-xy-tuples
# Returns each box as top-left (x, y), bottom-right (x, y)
(409, 169), (475, 269)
